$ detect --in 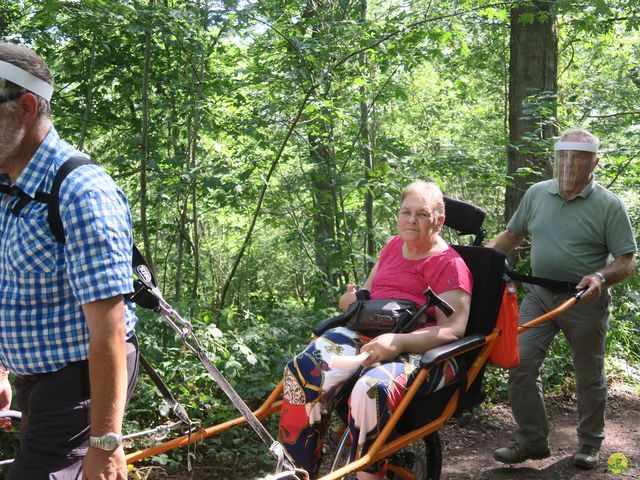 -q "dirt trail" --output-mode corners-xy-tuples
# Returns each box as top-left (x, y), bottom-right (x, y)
(440, 383), (640, 479)
(134, 383), (639, 480)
